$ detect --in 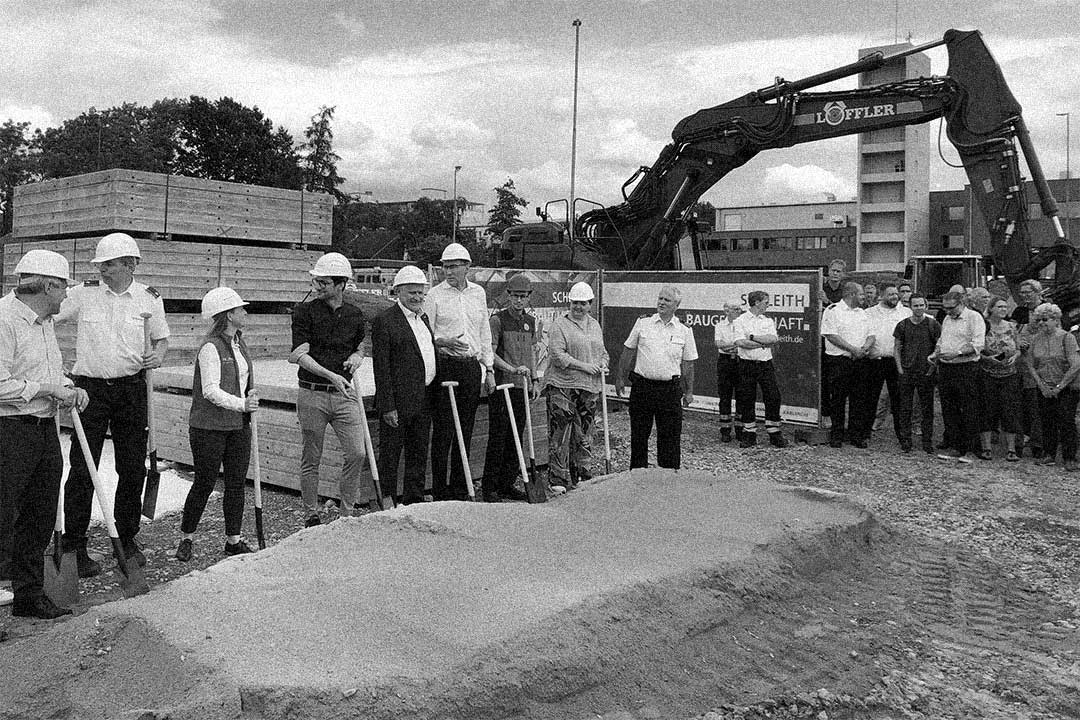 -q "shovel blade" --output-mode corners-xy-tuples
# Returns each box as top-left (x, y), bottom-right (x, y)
(141, 455), (161, 521)
(110, 538), (150, 597)
(255, 506), (266, 550)
(43, 546), (79, 610)
(525, 477), (547, 505)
